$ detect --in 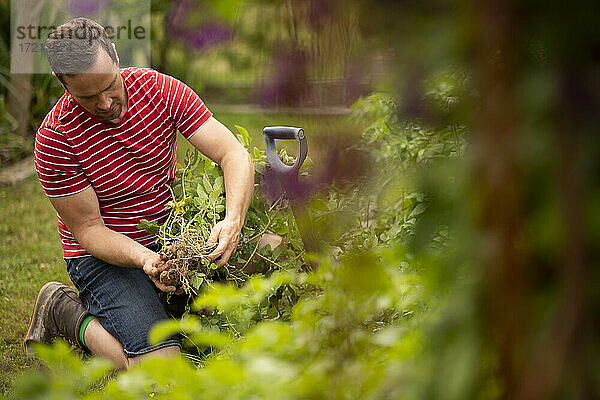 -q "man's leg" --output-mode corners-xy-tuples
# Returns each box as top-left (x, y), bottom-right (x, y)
(24, 281), (179, 371)
(83, 318), (178, 370)
(25, 243), (181, 366)
(69, 255), (181, 362)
